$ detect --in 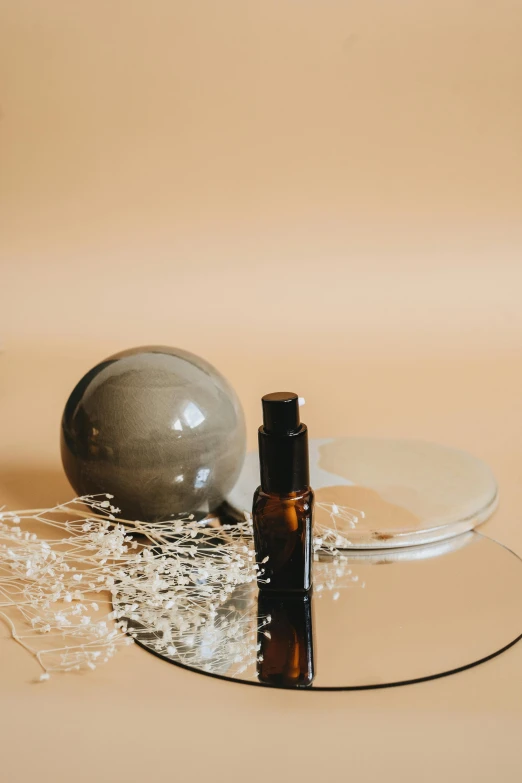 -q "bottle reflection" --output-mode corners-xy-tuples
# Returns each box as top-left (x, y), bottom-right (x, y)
(257, 591), (315, 688)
